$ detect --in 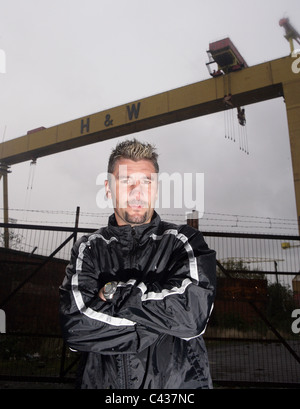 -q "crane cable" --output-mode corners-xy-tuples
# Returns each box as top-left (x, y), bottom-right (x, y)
(238, 122), (249, 154)
(24, 159), (37, 217)
(237, 107), (249, 155)
(224, 107), (236, 142)
(223, 94), (236, 143)
(223, 96), (249, 155)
